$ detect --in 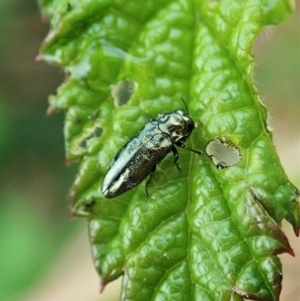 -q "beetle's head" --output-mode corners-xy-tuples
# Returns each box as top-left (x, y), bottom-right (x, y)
(160, 109), (194, 143)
